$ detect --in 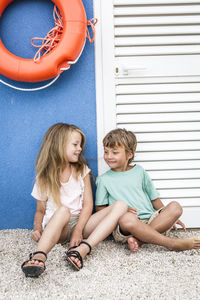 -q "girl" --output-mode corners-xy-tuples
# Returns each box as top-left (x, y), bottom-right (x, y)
(21, 123), (127, 277)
